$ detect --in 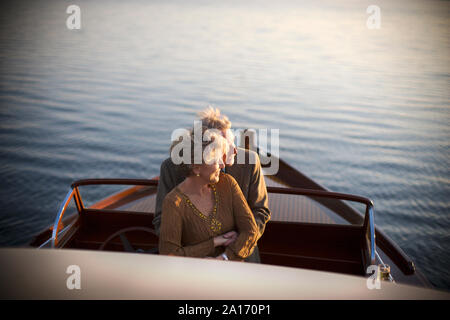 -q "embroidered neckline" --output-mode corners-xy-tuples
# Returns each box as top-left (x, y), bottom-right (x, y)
(177, 184), (222, 233)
